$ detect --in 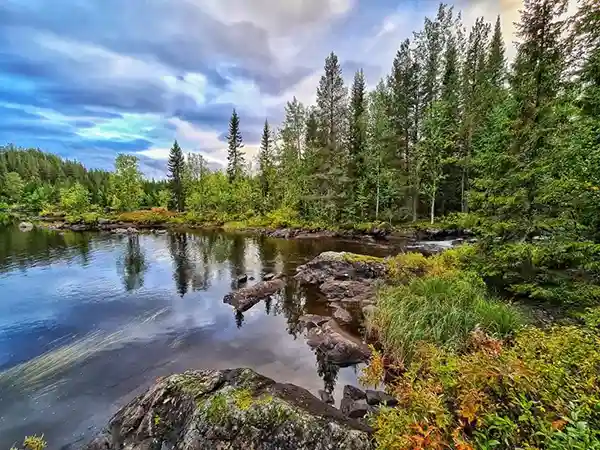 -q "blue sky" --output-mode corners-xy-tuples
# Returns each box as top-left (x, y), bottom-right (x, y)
(0, 0), (523, 178)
